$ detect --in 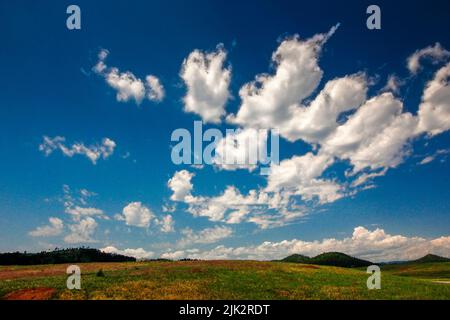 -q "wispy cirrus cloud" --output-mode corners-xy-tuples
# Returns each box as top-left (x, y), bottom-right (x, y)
(28, 186), (106, 244)
(39, 136), (116, 164)
(177, 226), (233, 248)
(407, 42), (450, 74)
